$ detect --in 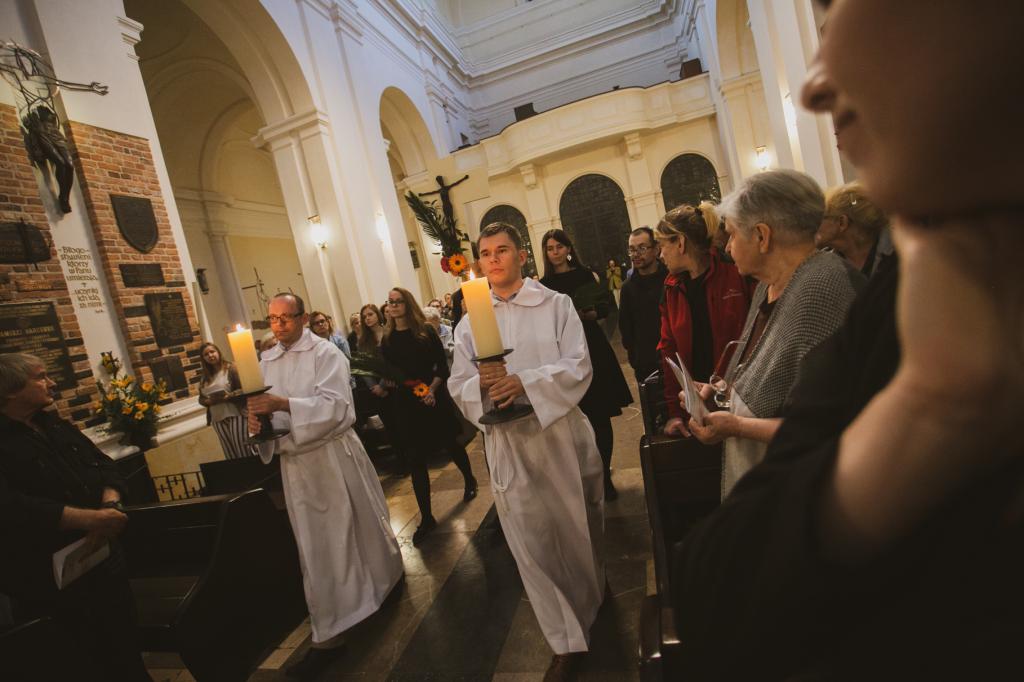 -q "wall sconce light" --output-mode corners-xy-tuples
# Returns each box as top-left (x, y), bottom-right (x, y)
(309, 215), (327, 249)
(755, 146), (770, 172)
